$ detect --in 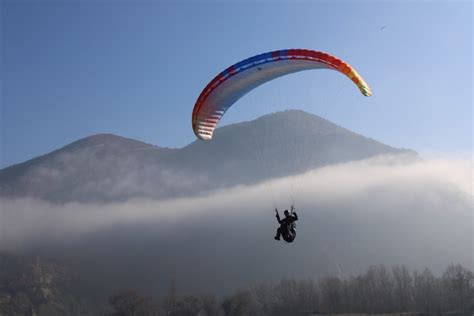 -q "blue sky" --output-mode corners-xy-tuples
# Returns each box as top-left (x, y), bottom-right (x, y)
(1, 0), (472, 168)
